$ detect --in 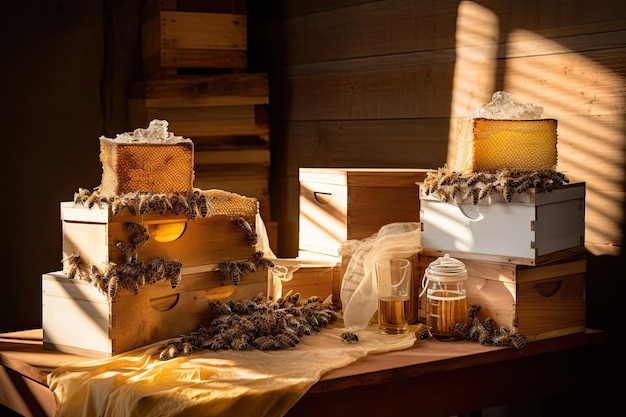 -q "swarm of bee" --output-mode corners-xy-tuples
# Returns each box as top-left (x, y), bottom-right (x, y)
(62, 194), (274, 294)
(74, 187), (215, 220)
(417, 305), (526, 350)
(63, 219), (184, 299)
(156, 291), (341, 360)
(219, 251), (275, 286)
(64, 252), (183, 300)
(452, 305), (527, 350)
(422, 165), (569, 205)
